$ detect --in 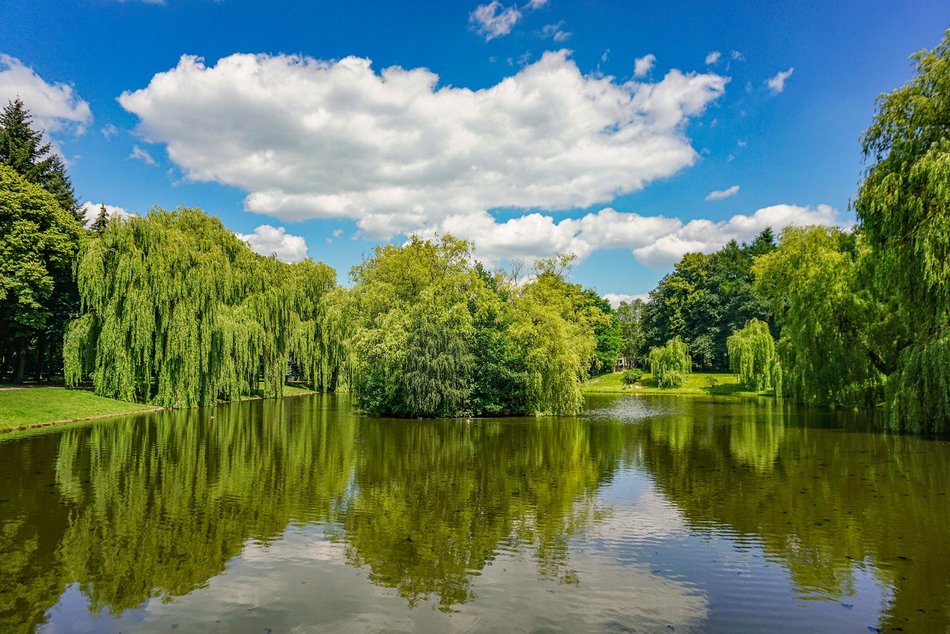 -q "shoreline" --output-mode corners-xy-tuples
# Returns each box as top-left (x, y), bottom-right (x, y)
(0, 386), (321, 437)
